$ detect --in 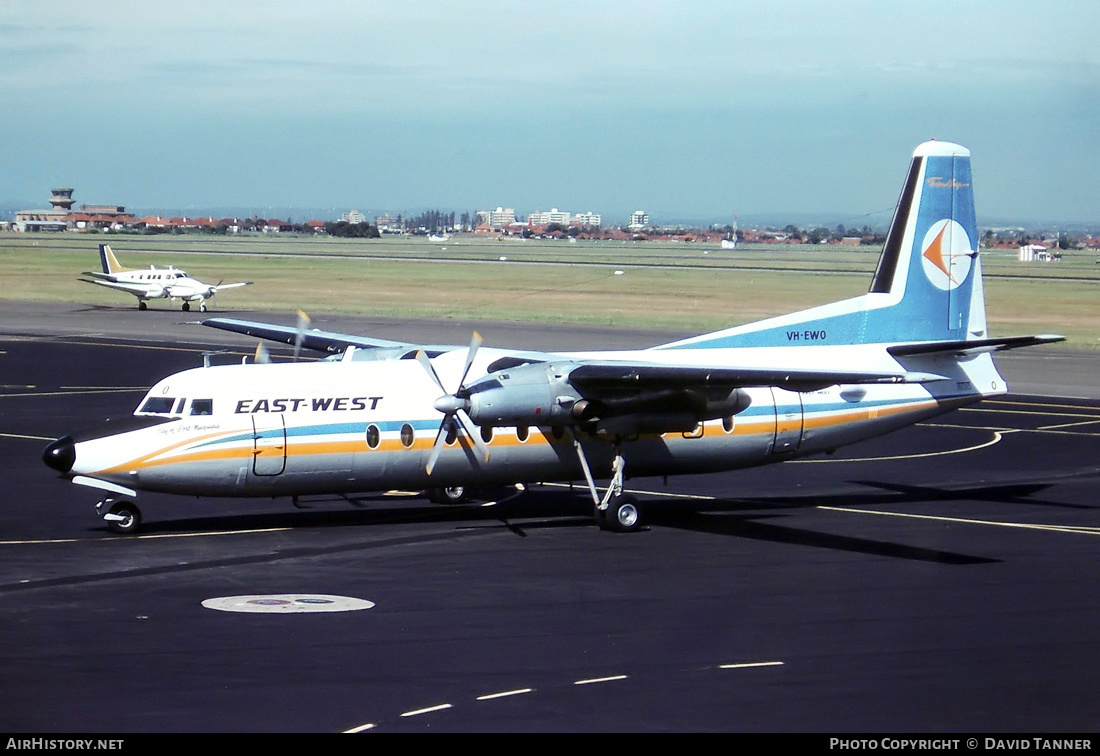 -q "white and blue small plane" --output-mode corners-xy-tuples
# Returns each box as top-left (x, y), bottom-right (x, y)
(80, 244), (252, 312)
(45, 142), (1062, 534)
